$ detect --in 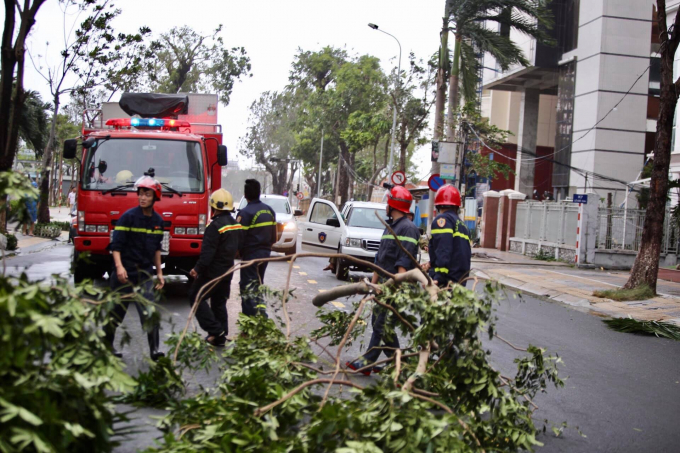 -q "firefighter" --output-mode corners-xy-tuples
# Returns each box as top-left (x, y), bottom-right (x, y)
(346, 185), (420, 375)
(188, 189), (241, 346)
(423, 184), (472, 287)
(105, 175), (165, 360)
(237, 179), (277, 317)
